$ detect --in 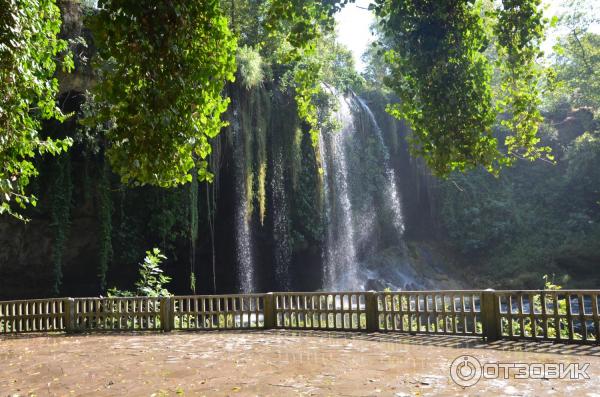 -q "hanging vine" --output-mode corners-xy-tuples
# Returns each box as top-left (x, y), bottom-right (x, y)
(494, 0), (550, 163)
(49, 153), (73, 295)
(97, 159), (113, 291)
(189, 168), (199, 294)
(256, 89), (270, 225)
(206, 182), (217, 293)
